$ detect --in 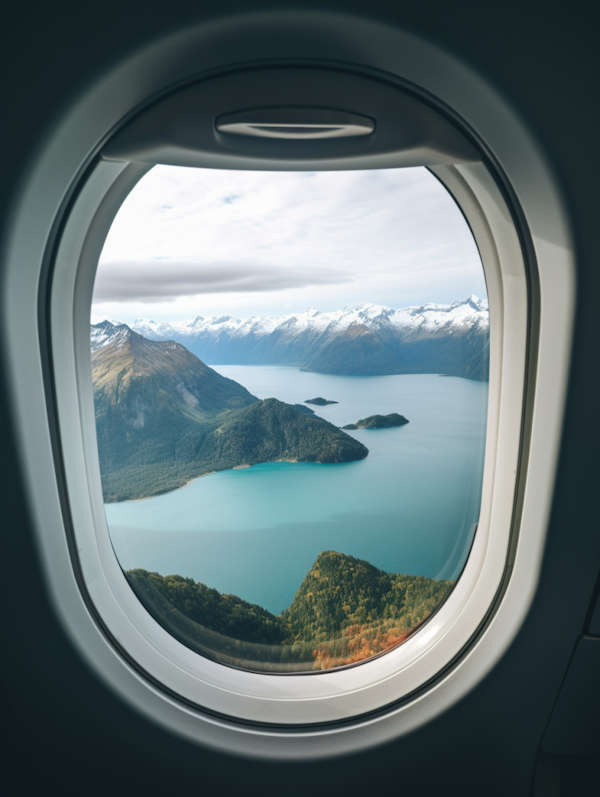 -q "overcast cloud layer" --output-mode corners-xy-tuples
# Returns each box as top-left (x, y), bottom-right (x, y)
(93, 260), (352, 302)
(93, 166), (485, 323)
